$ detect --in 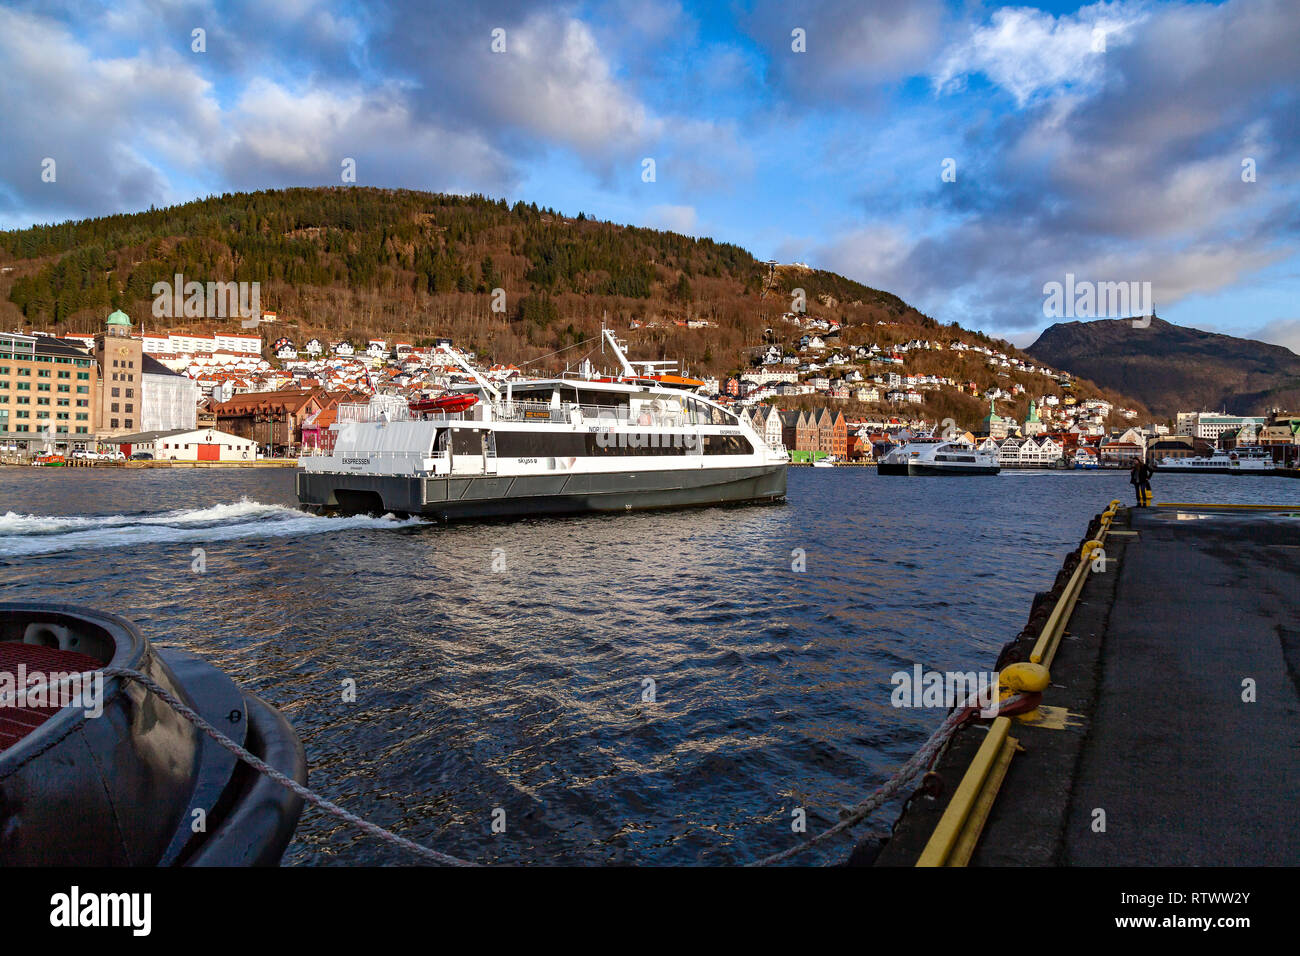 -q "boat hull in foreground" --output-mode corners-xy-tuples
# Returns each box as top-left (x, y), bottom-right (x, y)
(0, 603), (305, 866)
